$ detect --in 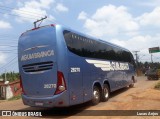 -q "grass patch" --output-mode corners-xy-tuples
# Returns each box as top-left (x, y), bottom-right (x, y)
(155, 81), (160, 90)
(8, 95), (21, 101)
